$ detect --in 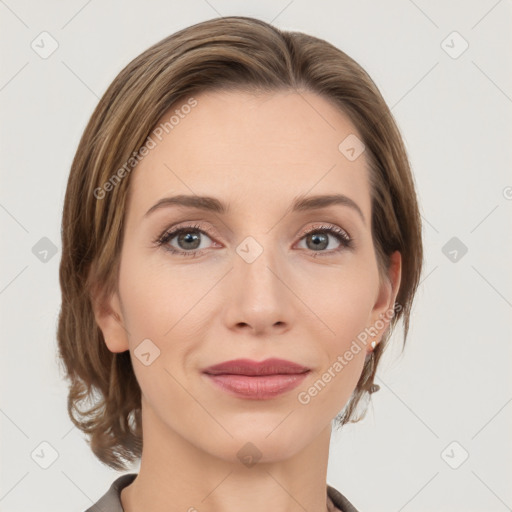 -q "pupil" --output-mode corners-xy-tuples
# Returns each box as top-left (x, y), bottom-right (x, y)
(309, 233), (327, 250)
(179, 231), (200, 249)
